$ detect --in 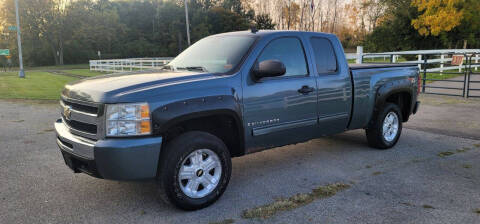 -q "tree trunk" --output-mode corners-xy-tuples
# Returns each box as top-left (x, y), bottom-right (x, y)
(52, 47), (59, 65)
(331, 0), (337, 33)
(59, 36), (64, 65)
